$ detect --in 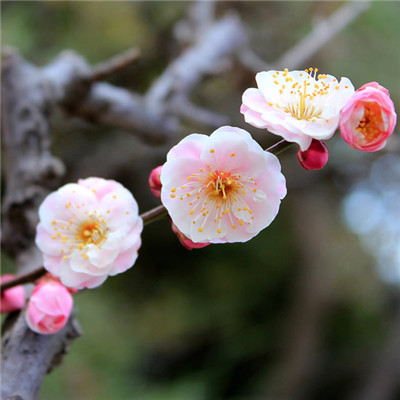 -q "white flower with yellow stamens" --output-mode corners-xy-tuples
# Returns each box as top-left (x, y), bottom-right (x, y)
(160, 126), (287, 243)
(35, 177), (143, 289)
(241, 68), (355, 150)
